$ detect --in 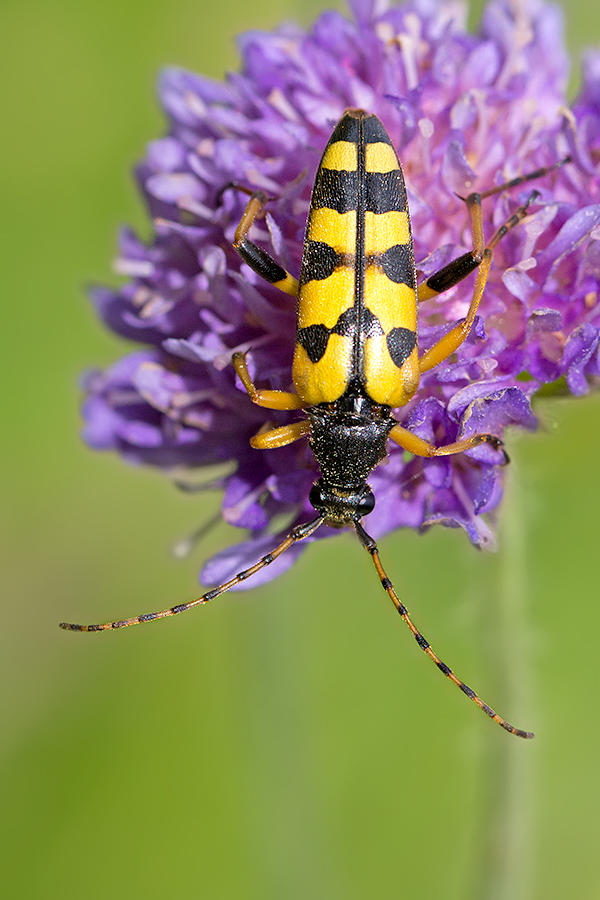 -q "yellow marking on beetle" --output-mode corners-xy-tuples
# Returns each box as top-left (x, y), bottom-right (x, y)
(365, 142), (400, 173)
(292, 335), (353, 405)
(364, 267), (417, 333)
(321, 141), (358, 172)
(298, 268), (355, 329)
(308, 208), (357, 254)
(363, 341), (420, 407)
(364, 210), (410, 255)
